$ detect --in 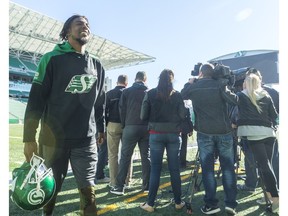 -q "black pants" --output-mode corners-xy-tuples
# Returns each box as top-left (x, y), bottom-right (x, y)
(180, 133), (188, 166)
(248, 137), (278, 197)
